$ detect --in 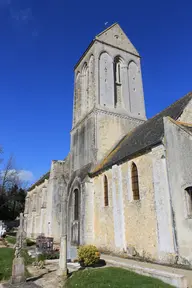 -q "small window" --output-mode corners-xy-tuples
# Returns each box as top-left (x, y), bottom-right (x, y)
(74, 189), (79, 220)
(185, 187), (192, 217)
(104, 175), (109, 206)
(131, 162), (140, 200)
